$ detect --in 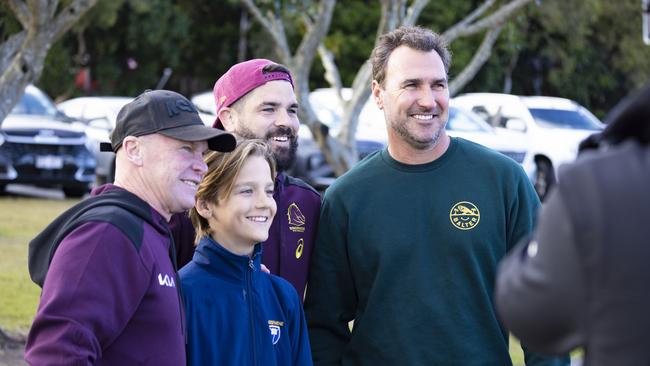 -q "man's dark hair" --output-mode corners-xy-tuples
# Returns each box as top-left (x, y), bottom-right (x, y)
(262, 63), (292, 75)
(371, 26), (451, 86)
